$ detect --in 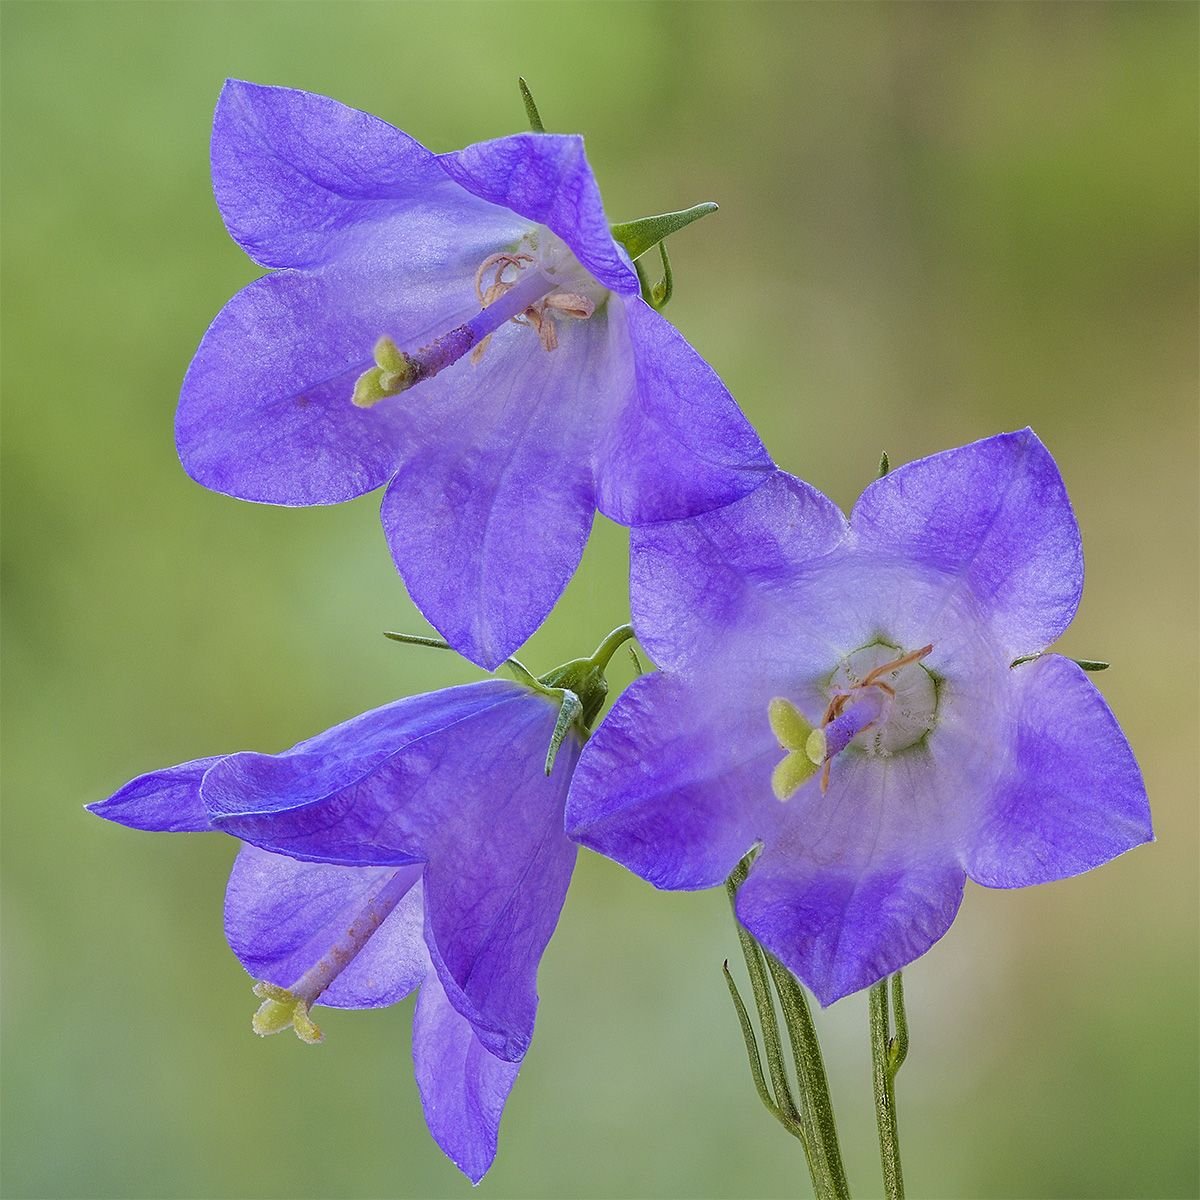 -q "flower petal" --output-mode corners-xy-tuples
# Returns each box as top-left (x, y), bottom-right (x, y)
(205, 682), (574, 1059)
(592, 298), (774, 525)
(440, 132), (638, 295)
(413, 970), (521, 1186)
(567, 672), (784, 890)
(87, 757), (221, 832)
(380, 315), (601, 669)
(224, 845), (426, 1008)
(851, 429), (1083, 659)
(629, 470), (849, 674)
(965, 654), (1152, 887)
(201, 682), (523, 863)
(177, 204), (526, 506)
(212, 80), (450, 269)
(737, 751), (967, 1005)
(416, 704), (579, 1061)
